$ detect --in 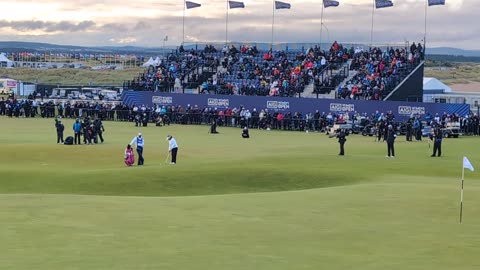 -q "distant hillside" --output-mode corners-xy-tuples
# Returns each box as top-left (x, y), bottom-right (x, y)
(0, 41), (166, 54)
(426, 47), (480, 57)
(1, 41), (480, 57)
(427, 54), (480, 63)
